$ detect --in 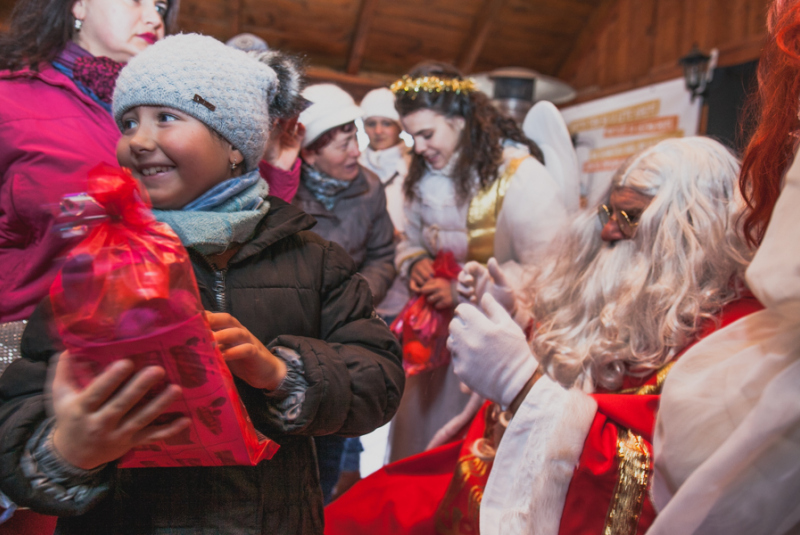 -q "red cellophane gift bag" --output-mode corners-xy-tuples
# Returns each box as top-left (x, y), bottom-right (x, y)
(49, 164), (279, 468)
(390, 250), (462, 376)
